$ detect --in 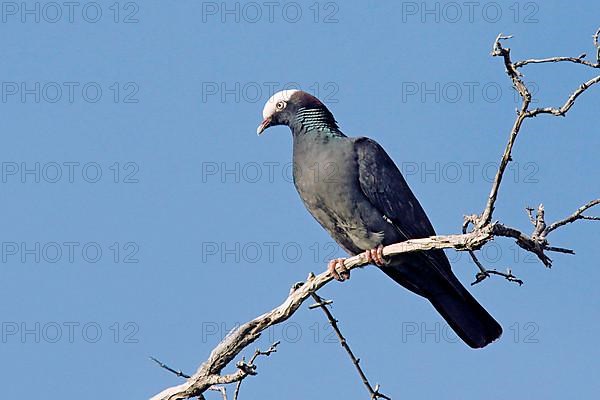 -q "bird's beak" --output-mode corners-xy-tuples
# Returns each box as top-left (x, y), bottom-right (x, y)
(257, 116), (272, 135)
